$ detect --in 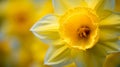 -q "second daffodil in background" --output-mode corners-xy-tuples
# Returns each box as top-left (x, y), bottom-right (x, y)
(31, 0), (120, 67)
(3, 0), (53, 67)
(4, 0), (53, 36)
